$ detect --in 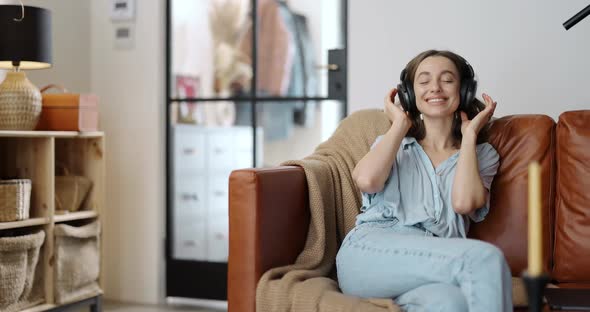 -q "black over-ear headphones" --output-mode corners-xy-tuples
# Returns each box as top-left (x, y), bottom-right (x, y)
(397, 56), (477, 115)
